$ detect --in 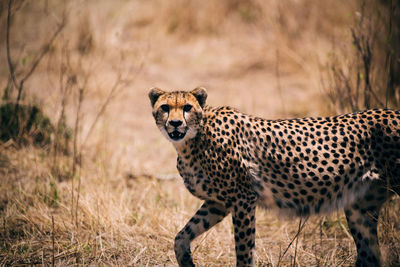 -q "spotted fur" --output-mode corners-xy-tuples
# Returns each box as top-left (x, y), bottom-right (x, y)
(149, 87), (400, 267)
